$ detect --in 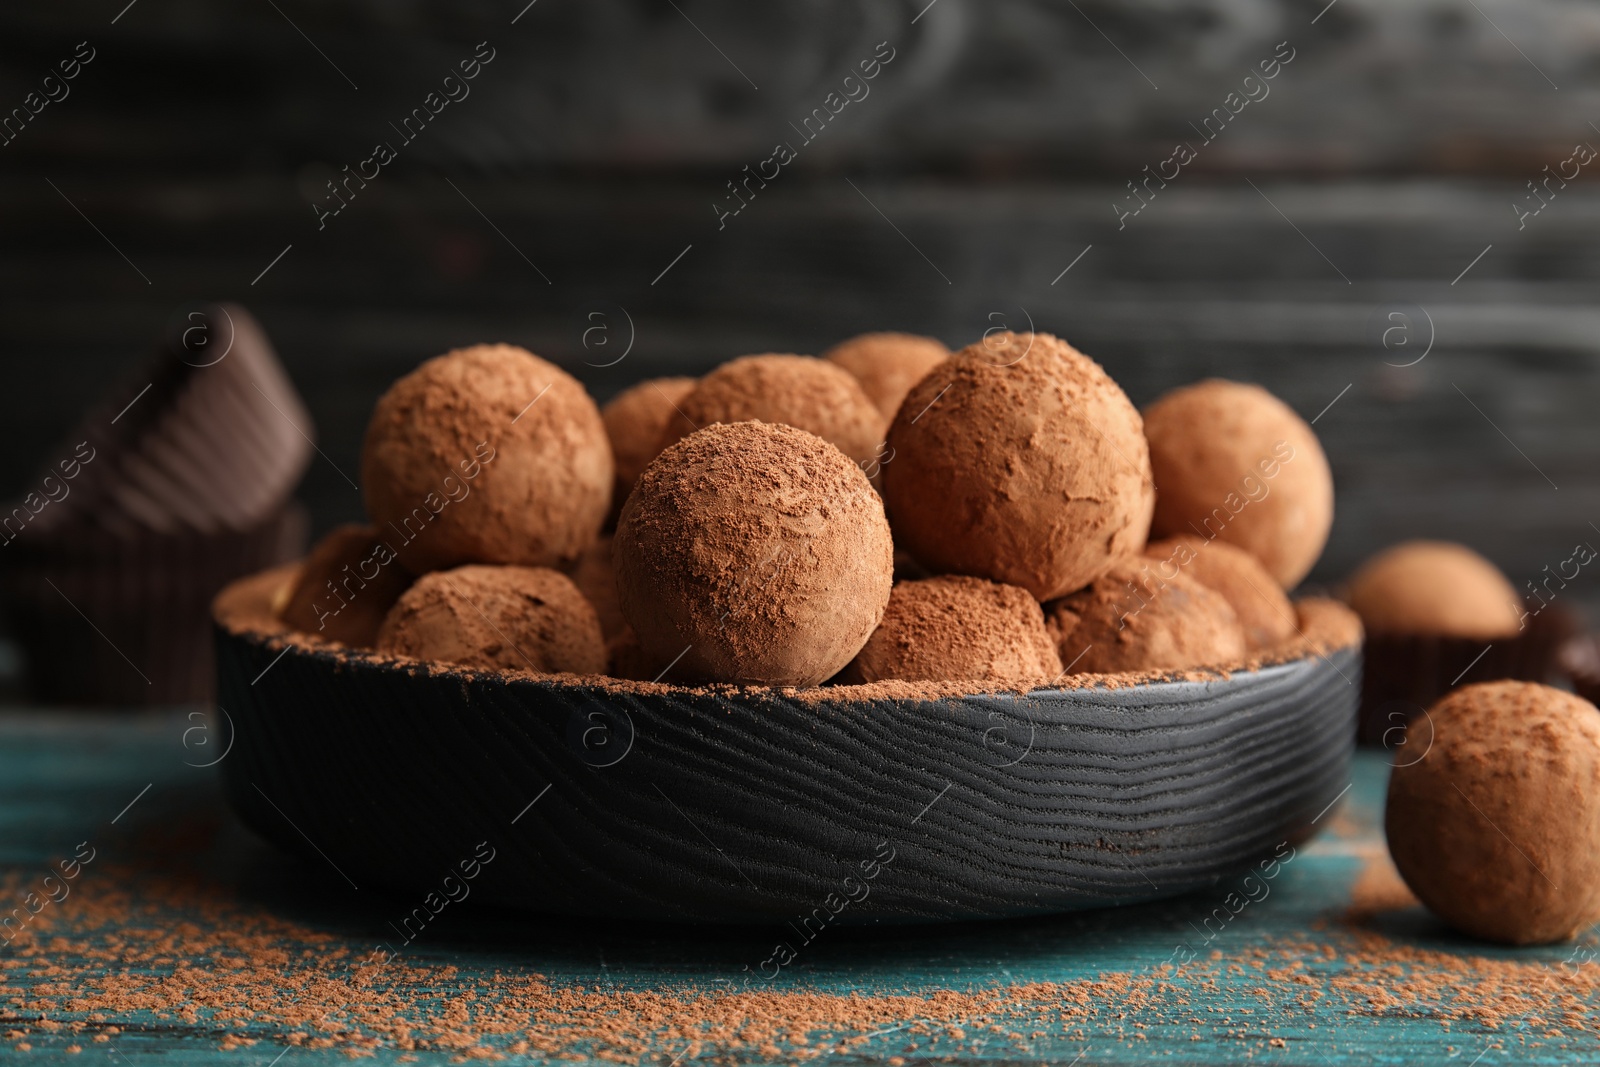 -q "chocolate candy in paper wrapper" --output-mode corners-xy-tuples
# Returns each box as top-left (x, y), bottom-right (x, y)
(0, 304), (313, 705)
